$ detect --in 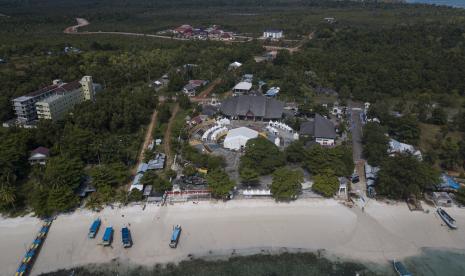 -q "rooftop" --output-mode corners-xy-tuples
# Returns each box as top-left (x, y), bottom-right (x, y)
(220, 95), (284, 119)
(233, 82), (252, 91)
